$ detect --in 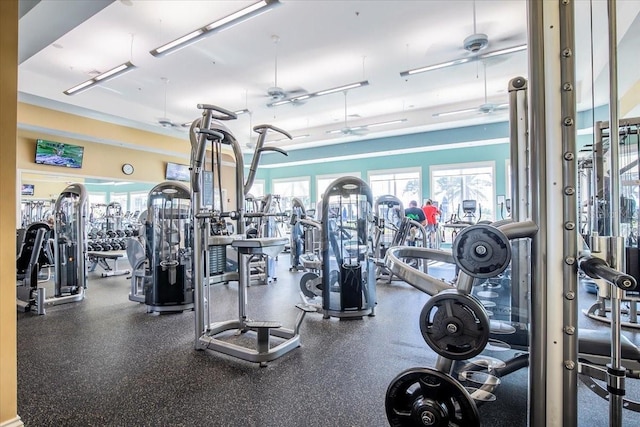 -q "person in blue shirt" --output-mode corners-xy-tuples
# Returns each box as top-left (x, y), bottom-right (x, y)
(405, 200), (426, 224)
